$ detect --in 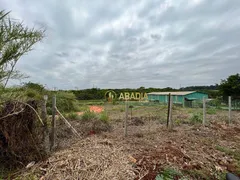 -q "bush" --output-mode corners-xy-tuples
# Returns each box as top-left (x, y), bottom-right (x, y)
(81, 110), (97, 121)
(99, 112), (109, 122)
(66, 112), (80, 120)
(207, 108), (216, 115)
(156, 168), (183, 180)
(78, 110), (112, 135)
(190, 113), (202, 124)
(47, 91), (79, 113)
(207, 98), (222, 109)
(24, 89), (42, 99)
